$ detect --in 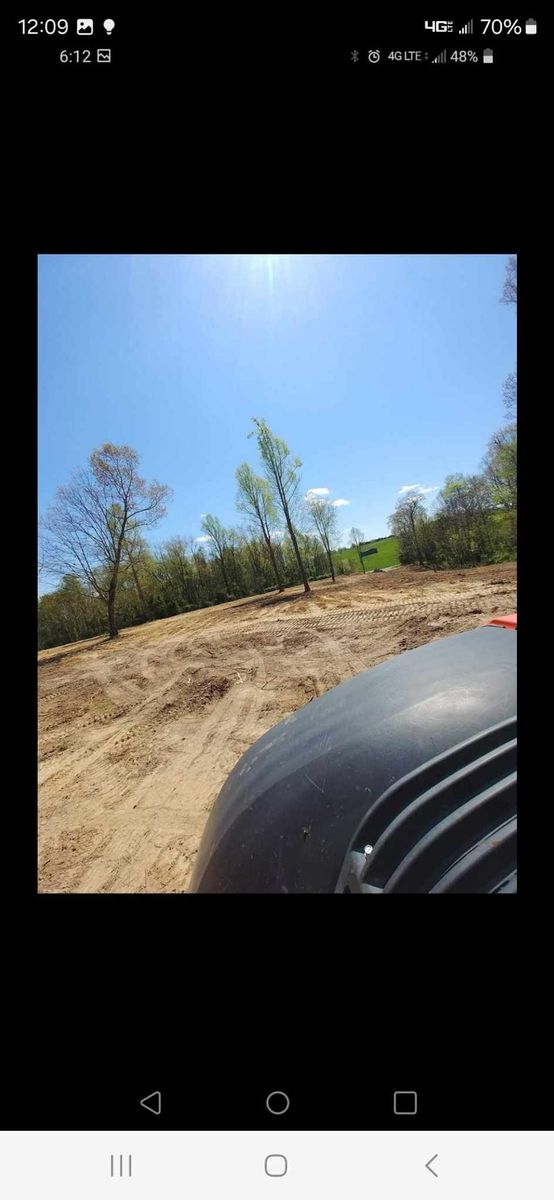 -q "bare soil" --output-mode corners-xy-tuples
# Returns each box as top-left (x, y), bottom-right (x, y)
(38, 563), (516, 892)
